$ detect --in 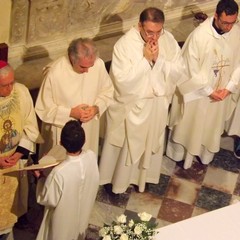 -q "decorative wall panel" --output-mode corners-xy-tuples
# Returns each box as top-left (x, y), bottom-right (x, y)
(10, 0), (216, 46)
(10, 0), (29, 44)
(8, 0), (225, 88)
